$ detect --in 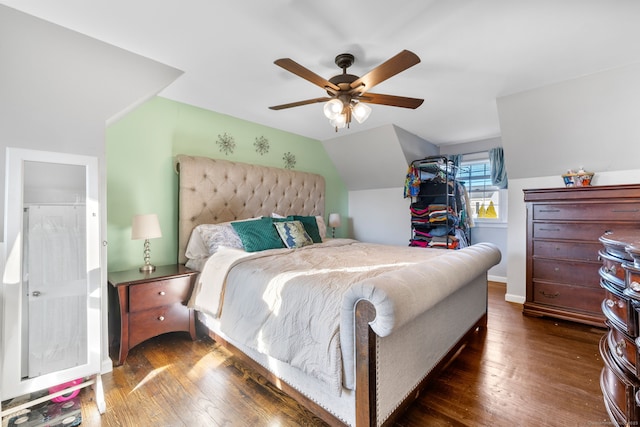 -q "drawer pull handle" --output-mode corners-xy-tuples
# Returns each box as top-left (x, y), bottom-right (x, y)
(612, 209), (640, 213)
(616, 339), (626, 357)
(159, 291), (166, 296)
(631, 281), (640, 292)
(606, 299), (625, 309)
(540, 291), (560, 298)
(539, 228), (560, 232)
(31, 290), (41, 297)
(539, 209), (560, 213)
(158, 316), (165, 322)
